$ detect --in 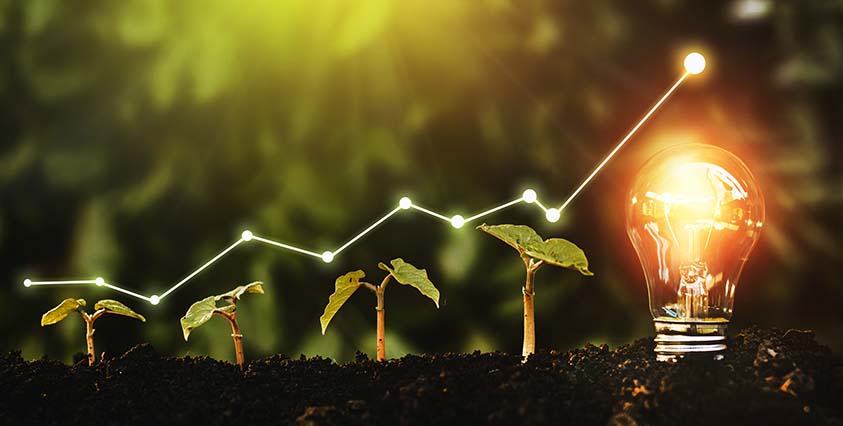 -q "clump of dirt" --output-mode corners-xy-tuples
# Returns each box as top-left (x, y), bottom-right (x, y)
(1, 327), (840, 425)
